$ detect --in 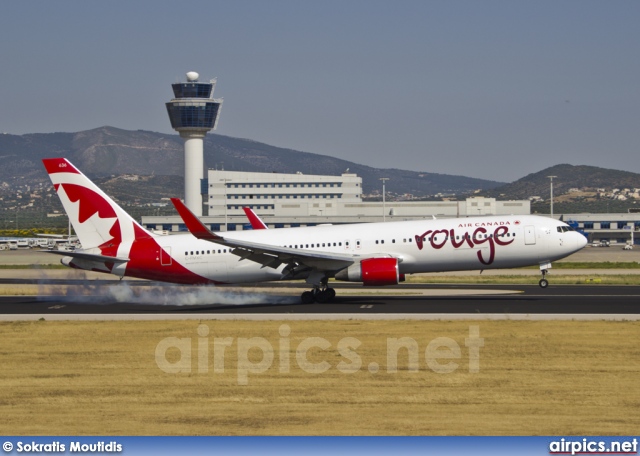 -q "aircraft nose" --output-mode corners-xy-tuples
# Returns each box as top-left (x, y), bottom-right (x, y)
(577, 233), (588, 250)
